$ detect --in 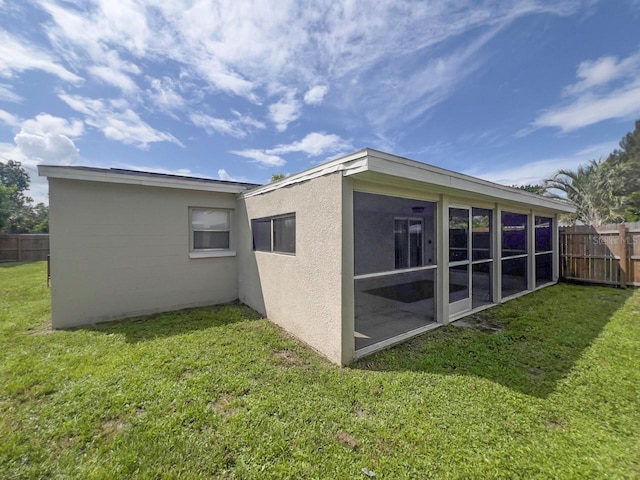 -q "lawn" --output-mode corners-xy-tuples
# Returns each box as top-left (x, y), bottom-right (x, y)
(1, 262), (639, 479)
